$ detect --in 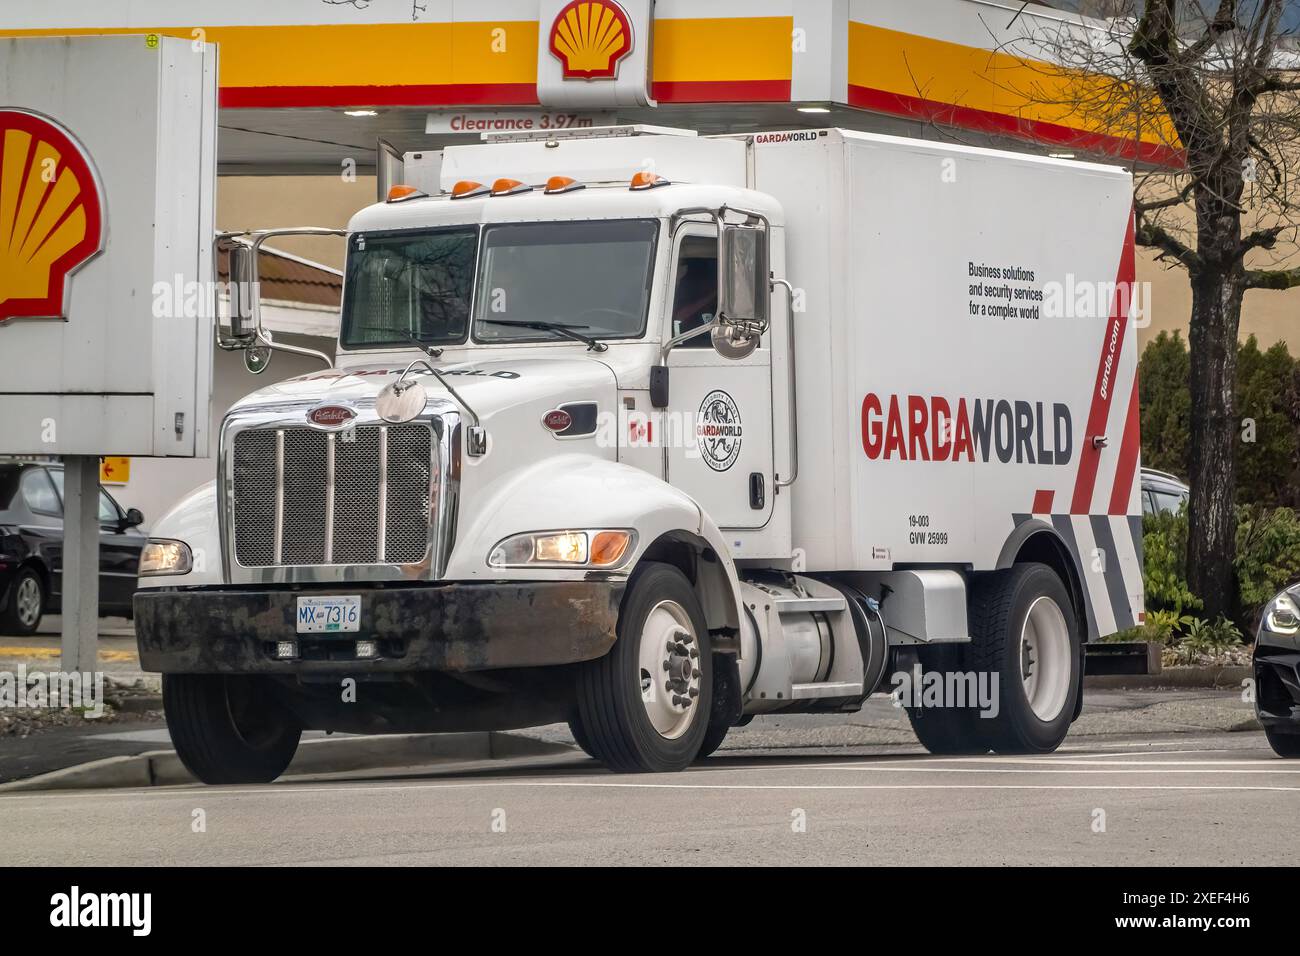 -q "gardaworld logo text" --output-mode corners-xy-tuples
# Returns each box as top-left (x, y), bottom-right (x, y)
(861, 393), (1073, 464)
